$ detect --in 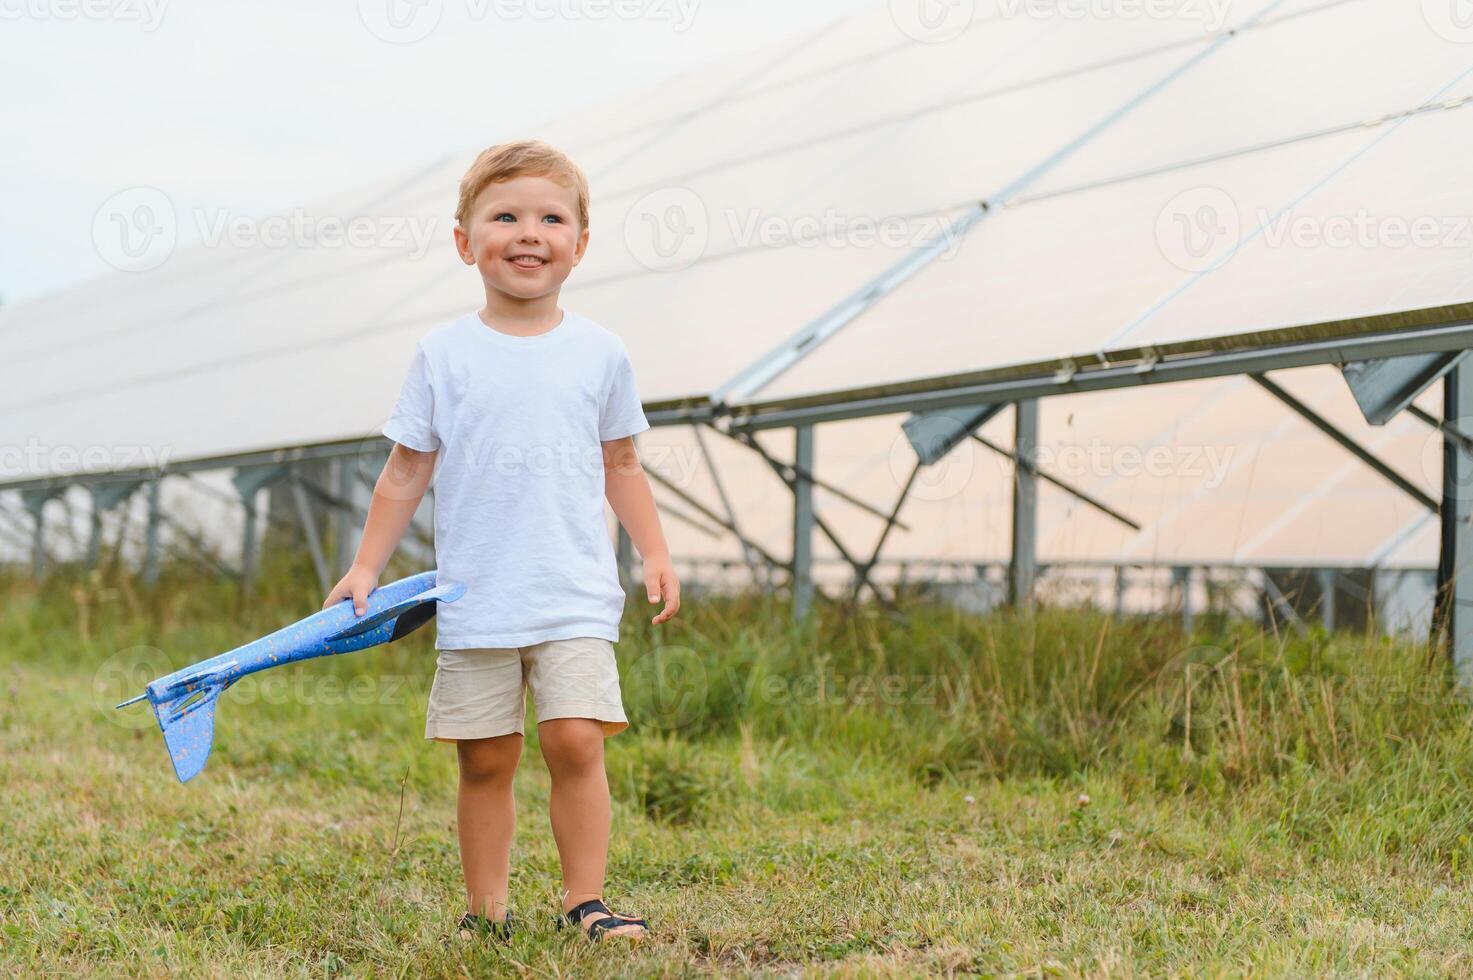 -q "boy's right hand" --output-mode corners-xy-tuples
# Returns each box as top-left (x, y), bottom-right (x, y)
(323, 564), (380, 617)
